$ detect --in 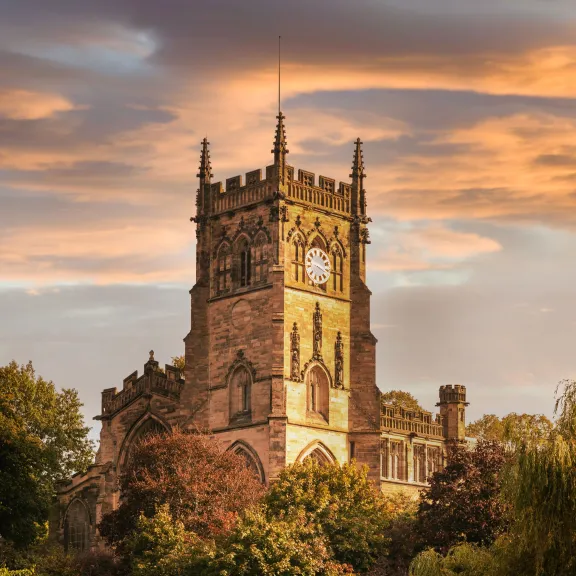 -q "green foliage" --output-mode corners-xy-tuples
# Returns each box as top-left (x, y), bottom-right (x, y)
(381, 391), (423, 412)
(466, 413), (552, 446)
(417, 440), (509, 553)
(498, 379), (576, 575)
(127, 505), (207, 576)
(0, 361), (94, 547)
(204, 507), (353, 576)
(265, 459), (388, 572)
(410, 543), (495, 576)
(171, 356), (185, 372)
